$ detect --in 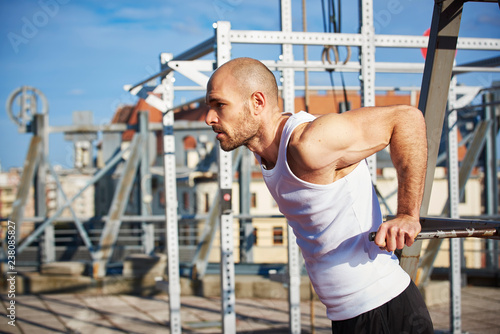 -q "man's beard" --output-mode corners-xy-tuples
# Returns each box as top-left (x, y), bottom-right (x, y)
(216, 105), (258, 152)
